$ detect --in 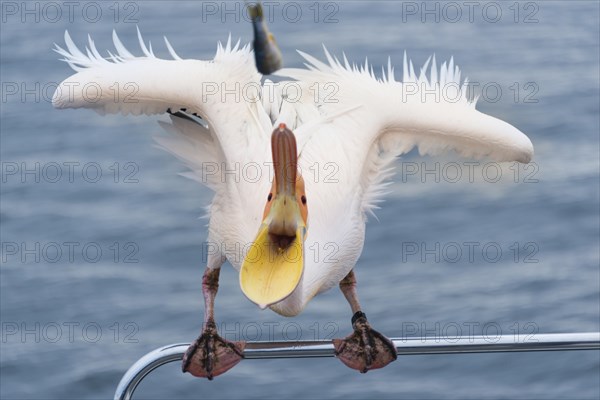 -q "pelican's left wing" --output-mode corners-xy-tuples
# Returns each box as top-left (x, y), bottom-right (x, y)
(277, 48), (534, 214)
